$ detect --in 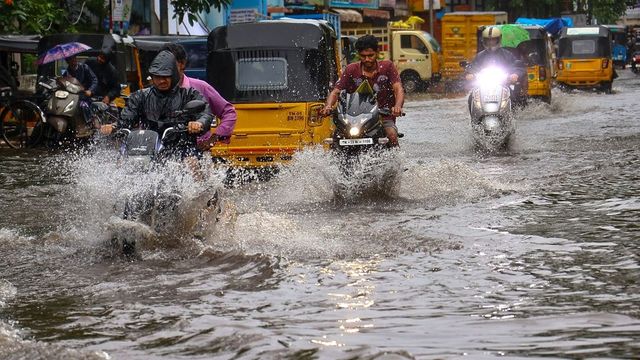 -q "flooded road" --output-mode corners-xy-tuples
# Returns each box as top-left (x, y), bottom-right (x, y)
(1, 70), (639, 359)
